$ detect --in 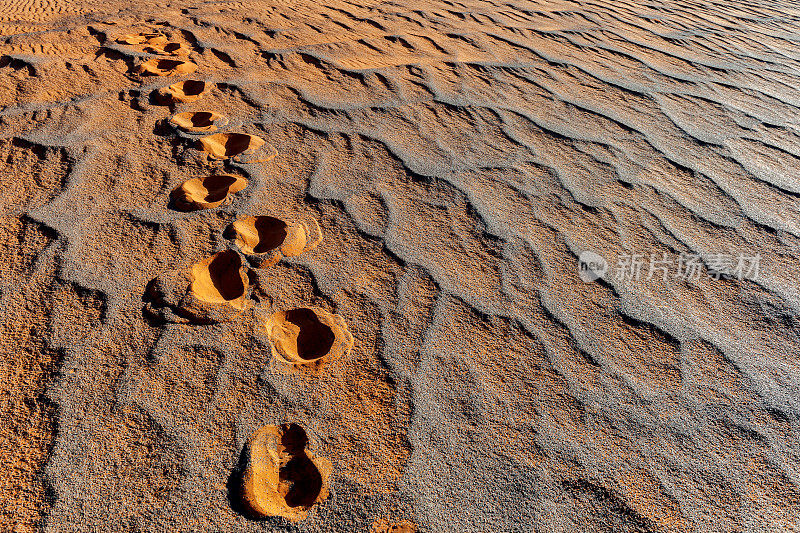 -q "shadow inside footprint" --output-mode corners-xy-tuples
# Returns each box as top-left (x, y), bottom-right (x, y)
(146, 42), (190, 56)
(158, 79), (208, 103)
(162, 42), (185, 53)
(201, 133), (257, 158)
(285, 308), (335, 361)
(176, 79), (205, 96)
(222, 134), (252, 155)
(185, 111), (215, 128)
(193, 249), (245, 303)
(282, 454), (323, 508)
(250, 216), (288, 253)
(117, 33), (166, 45)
